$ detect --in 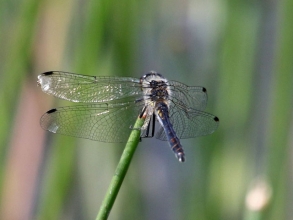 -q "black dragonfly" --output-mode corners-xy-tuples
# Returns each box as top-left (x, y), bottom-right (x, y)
(38, 71), (219, 162)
